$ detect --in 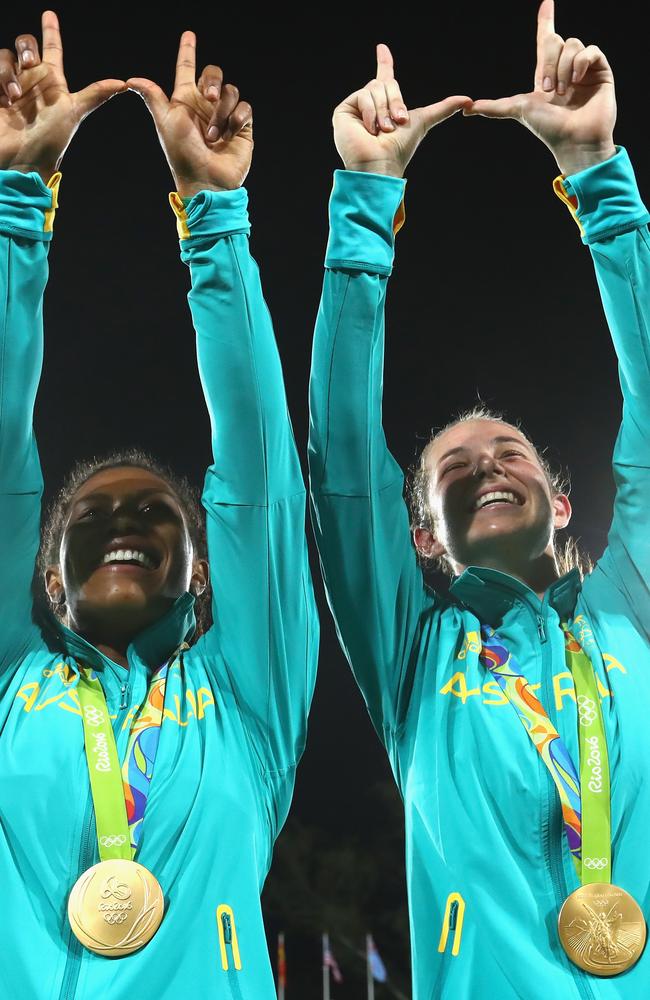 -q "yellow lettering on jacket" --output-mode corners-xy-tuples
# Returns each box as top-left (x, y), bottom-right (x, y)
(481, 680), (508, 706)
(553, 671), (576, 711)
(439, 673), (481, 703)
(163, 689), (215, 727)
(457, 631), (481, 660)
(603, 653), (626, 674)
(16, 682), (39, 712)
(440, 673), (619, 710)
